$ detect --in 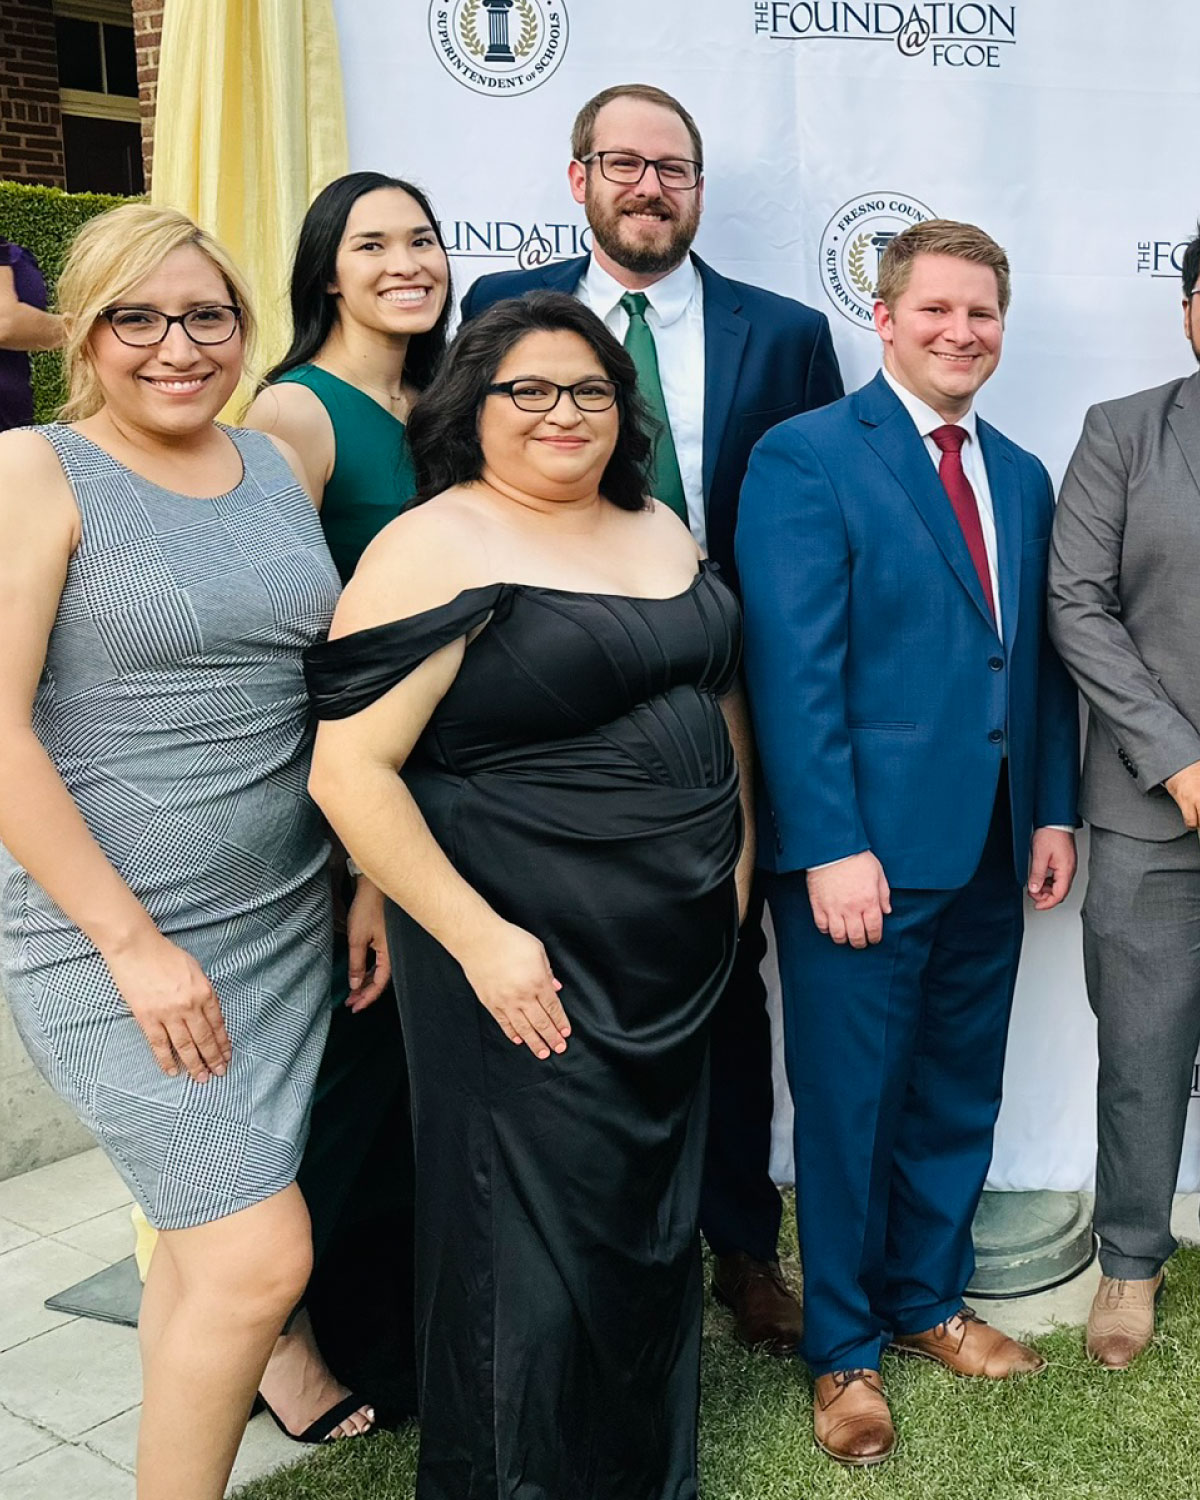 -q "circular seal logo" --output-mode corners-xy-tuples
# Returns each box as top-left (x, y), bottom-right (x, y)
(429, 0), (569, 97)
(819, 193), (938, 327)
